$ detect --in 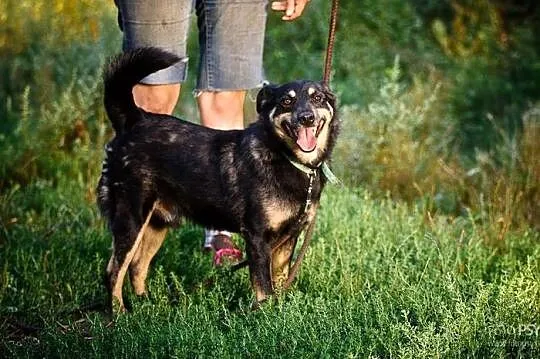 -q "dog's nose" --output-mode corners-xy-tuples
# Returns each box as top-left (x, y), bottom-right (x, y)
(298, 111), (315, 126)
